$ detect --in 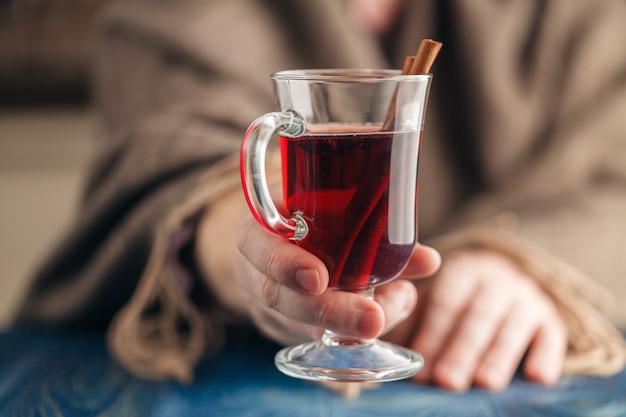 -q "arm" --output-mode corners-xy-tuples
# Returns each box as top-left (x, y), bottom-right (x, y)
(398, 0), (626, 391)
(444, 0), (626, 327)
(15, 0), (409, 382)
(16, 0), (281, 327)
